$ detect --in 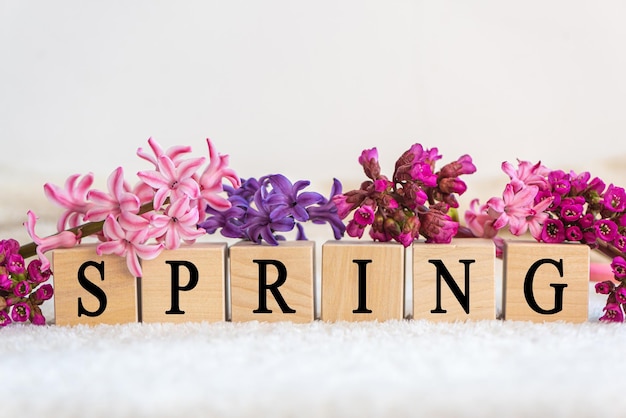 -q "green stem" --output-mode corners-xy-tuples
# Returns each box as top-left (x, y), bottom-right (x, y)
(18, 200), (159, 260)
